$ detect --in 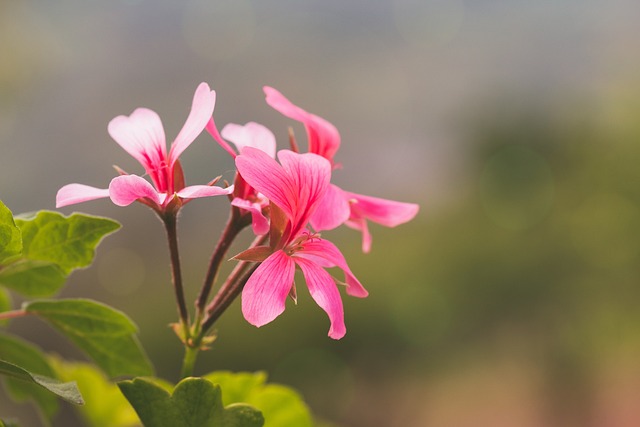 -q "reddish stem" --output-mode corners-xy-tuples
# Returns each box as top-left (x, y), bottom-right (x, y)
(0, 309), (28, 321)
(195, 209), (246, 318)
(162, 212), (190, 328)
